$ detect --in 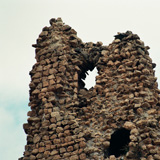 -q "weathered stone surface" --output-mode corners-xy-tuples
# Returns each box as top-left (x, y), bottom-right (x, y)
(123, 121), (136, 130)
(70, 155), (79, 160)
(32, 149), (38, 155)
(51, 112), (63, 121)
(27, 117), (40, 123)
(20, 18), (160, 160)
(50, 150), (58, 156)
(103, 141), (110, 148)
(33, 135), (41, 143)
